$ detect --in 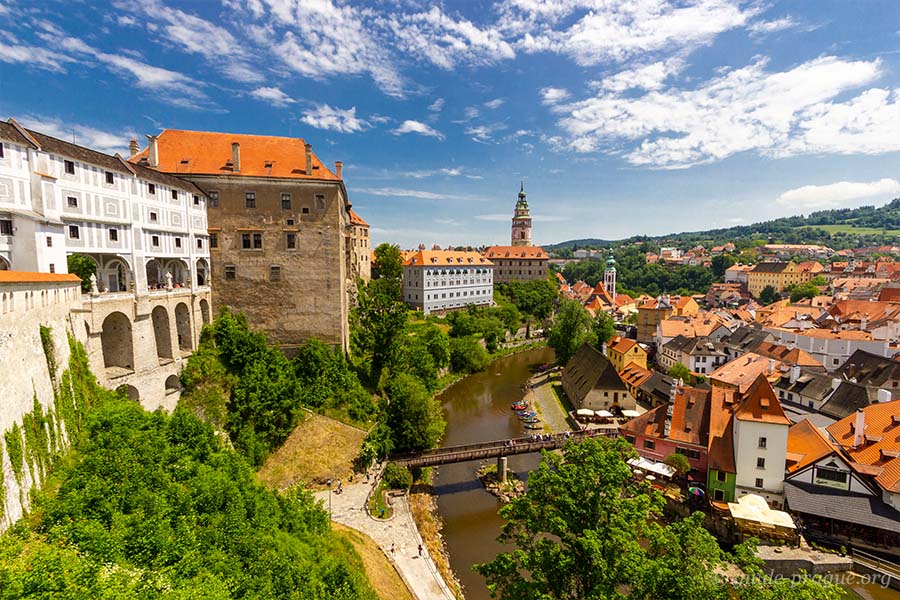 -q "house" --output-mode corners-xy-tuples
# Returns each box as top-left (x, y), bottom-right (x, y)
(402, 250), (494, 315)
(637, 296), (673, 343)
(753, 341), (824, 371)
(484, 245), (548, 284)
(606, 336), (648, 371)
(561, 343), (635, 412)
(819, 381), (876, 420)
(720, 327), (774, 361)
(348, 209), (371, 281)
(637, 371), (679, 407)
(656, 313), (731, 348)
(763, 327), (892, 372)
(709, 353), (783, 393)
(724, 264), (753, 285)
(619, 362), (653, 400)
(834, 349), (900, 396)
(658, 335), (728, 375)
(747, 261), (811, 297)
(762, 244), (833, 259)
(773, 367), (837, 411)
